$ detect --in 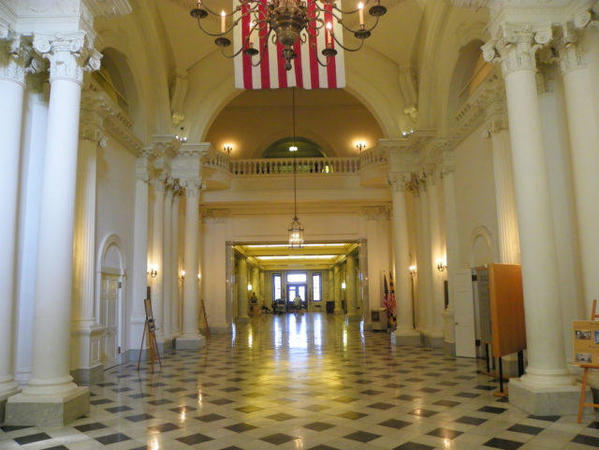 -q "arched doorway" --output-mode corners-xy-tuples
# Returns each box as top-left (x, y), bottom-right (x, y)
(98, 235), (125, 369)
